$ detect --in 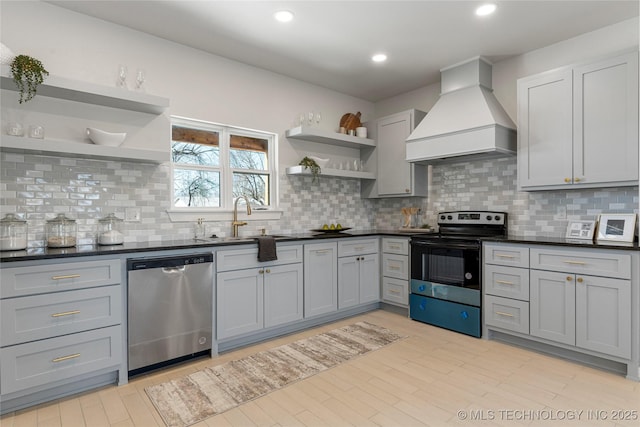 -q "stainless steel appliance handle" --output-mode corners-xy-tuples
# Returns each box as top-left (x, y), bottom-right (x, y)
(162, 266), (186, 273)
(411, 240), (480, 250)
